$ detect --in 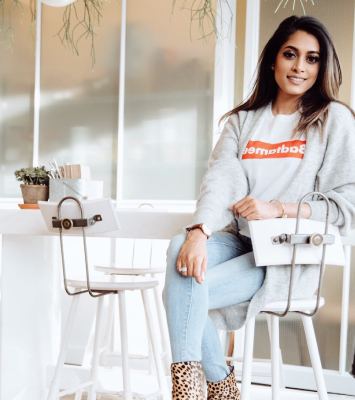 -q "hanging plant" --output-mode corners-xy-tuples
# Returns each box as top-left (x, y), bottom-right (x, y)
(0, 0), (107, 68)
(172, 0), (233, 42)
(55, 0), (106, 68)
(172, 0), (315, 42)
(275, 0), (315, 15)
(0, 0), (23, 50)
